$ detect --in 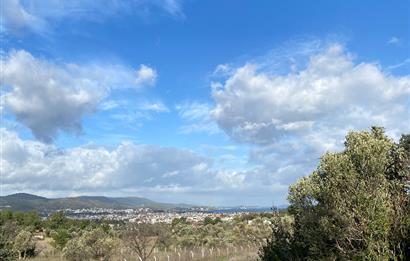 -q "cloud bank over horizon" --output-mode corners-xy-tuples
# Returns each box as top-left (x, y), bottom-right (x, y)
(0, 128), (285, 206)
